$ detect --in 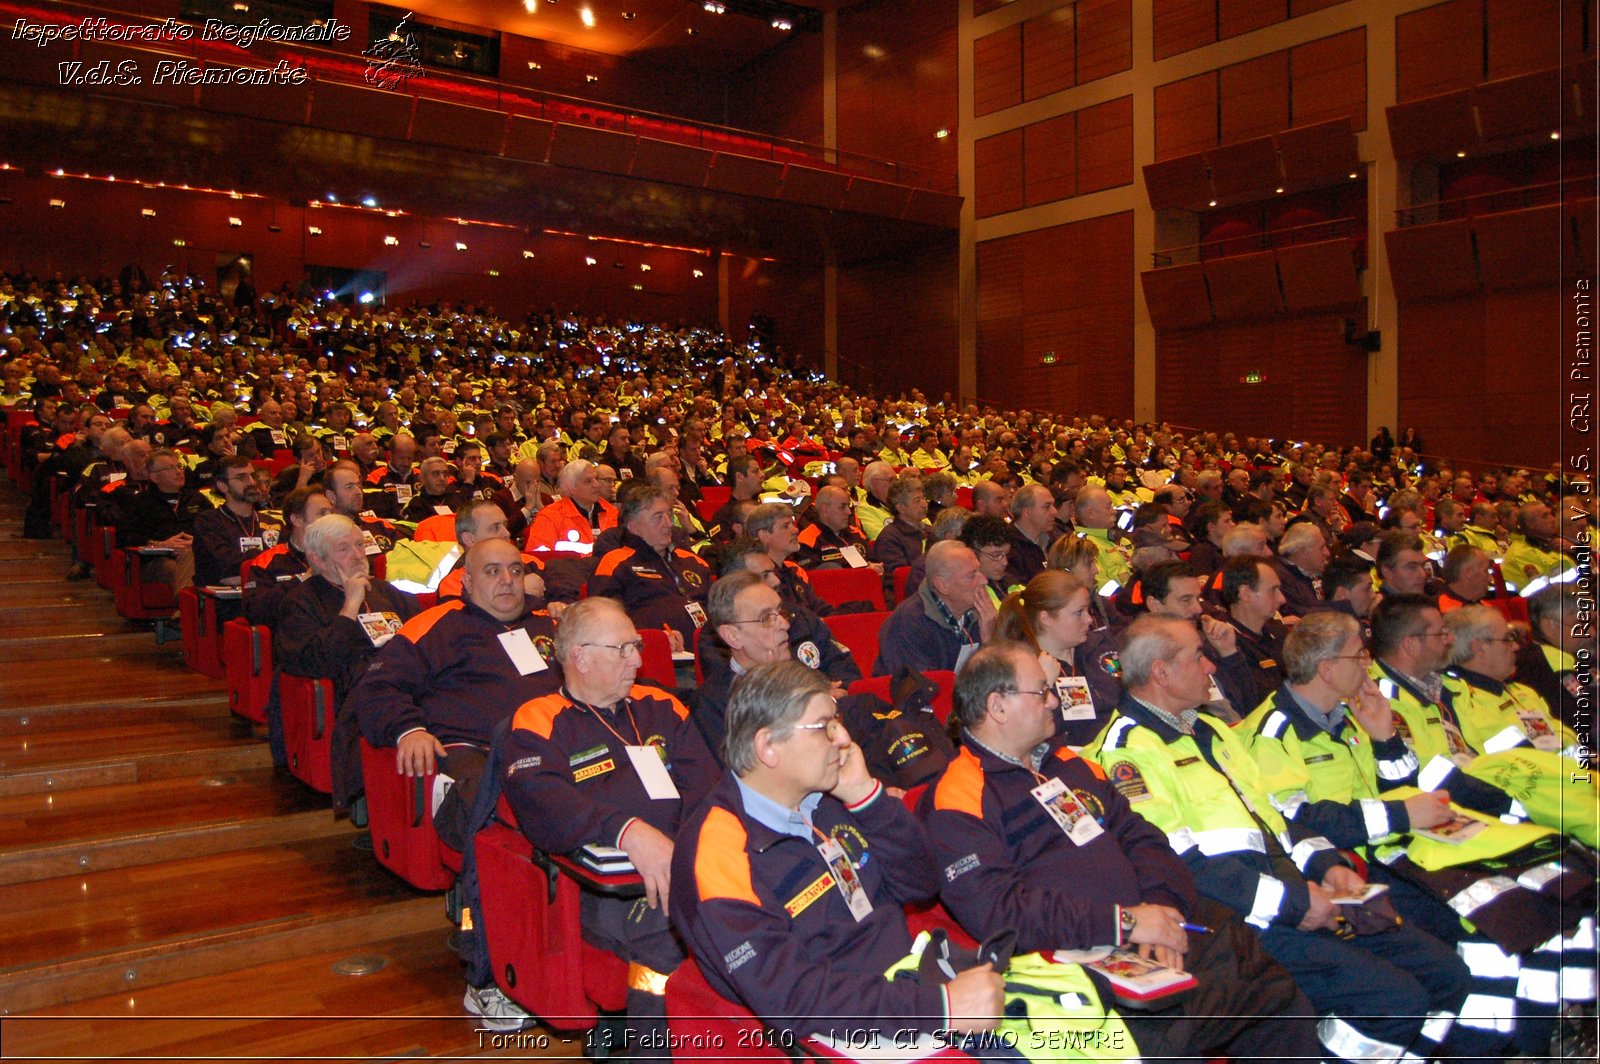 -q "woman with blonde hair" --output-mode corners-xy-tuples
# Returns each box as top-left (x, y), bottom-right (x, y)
(993, 569), (1116, 745)
(1047, 532), (1112, 629)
